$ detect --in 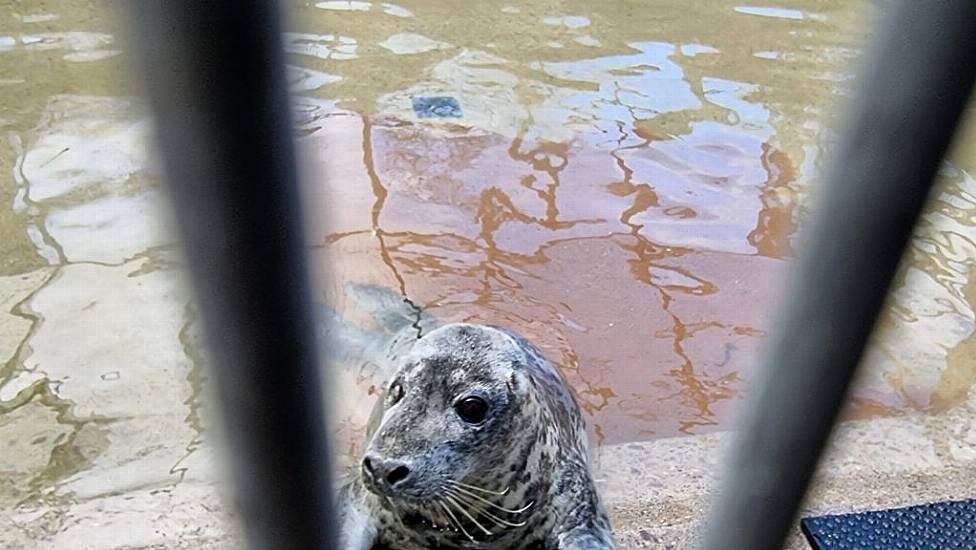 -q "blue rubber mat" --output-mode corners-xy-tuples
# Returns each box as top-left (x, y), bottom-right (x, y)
(801, 498), (976, 549)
